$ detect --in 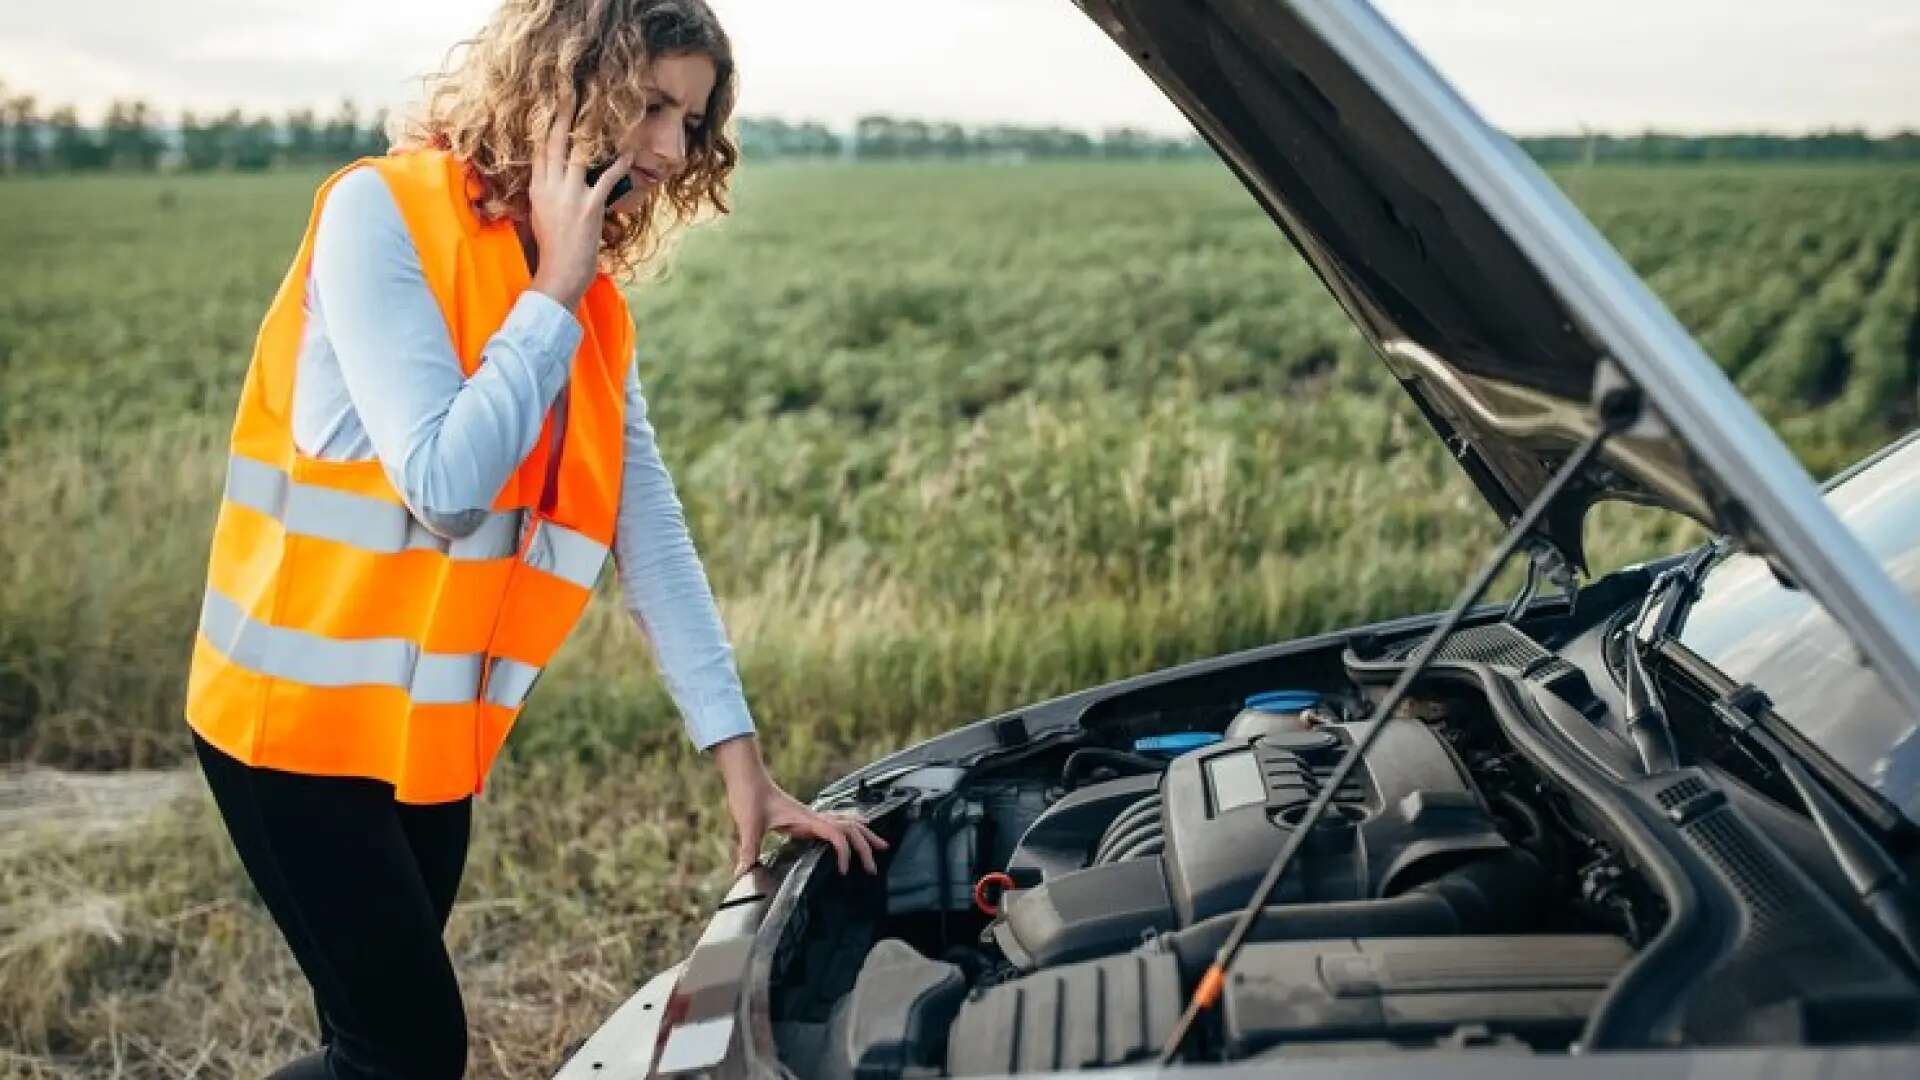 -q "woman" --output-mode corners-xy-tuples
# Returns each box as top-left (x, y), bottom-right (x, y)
(184, 1), (883, 1076)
